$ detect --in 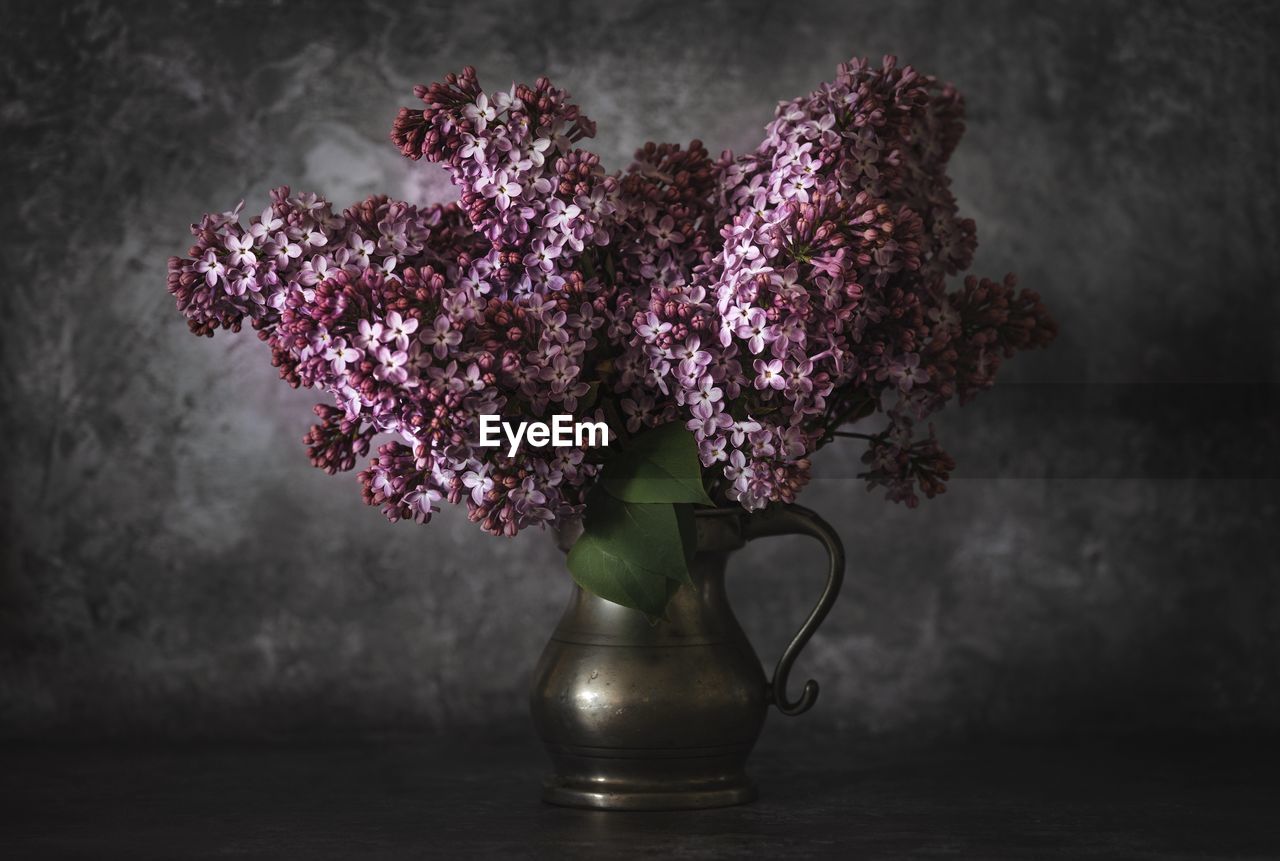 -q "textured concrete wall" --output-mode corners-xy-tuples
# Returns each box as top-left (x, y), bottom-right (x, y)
(1, 0), (1277, 739)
